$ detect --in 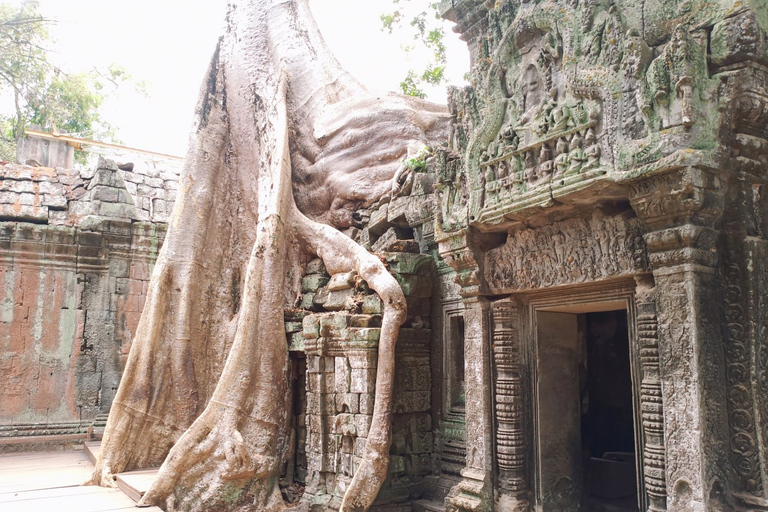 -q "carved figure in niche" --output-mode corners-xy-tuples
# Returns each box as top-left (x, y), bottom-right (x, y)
(552, 101), (572, 132)
(583, 128), (601, 170)
(535, 89), (558, 136)
(524, 150), (537, 182)
(537, 45), (557, 91)
(602, 6), (623, 71)
(622, 29), (645, 78)
(497, 160), (509, 181)
(554, 137), (570, 177)
(510, 154), (524, 185)
(539, 143), (554, 178)
(553, 230), (567, 265)
(521, 65), (544, 122)
(646, 24), (701, 129)
(485, 167), (499, 204)
(567, 132), (586, 174)
(333, 414), (357, 478)
(502, 126), (520, 151)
